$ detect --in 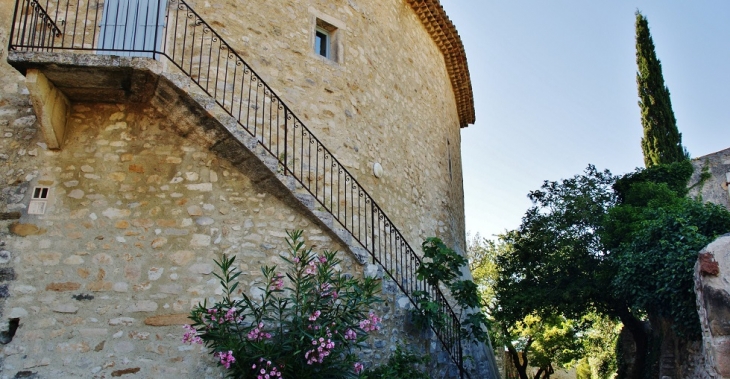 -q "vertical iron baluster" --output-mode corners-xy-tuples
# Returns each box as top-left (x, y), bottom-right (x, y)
(237, 63), (245, 122)
(50, 1), (59, 47)
(197, 19), (205, 89)
(160, 0), (168, 56)
(8, 0), (20, 48)
(131, 0), (140, 53)
(17, 0), (28, 48)
(61, 0), (69, 48)
(92, 0), (101, 51)
(315, 140), (319, 198)
(275, 98), (279, 165)
(221, 45), (229, 108)
(253, 78), (260, 137)
(245, 71), (253, 130)
(268, 93), (272, 152)
(283, 107), (287, 176)
(152, 0), (161, 58)
(213, 39), (221, 101)
(43, 0), (50, 48)
(71, 0), (80, 48)
(26, 2), (34, 49)
(38, 6), (47, 50)
(80, 0), (90, 50)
